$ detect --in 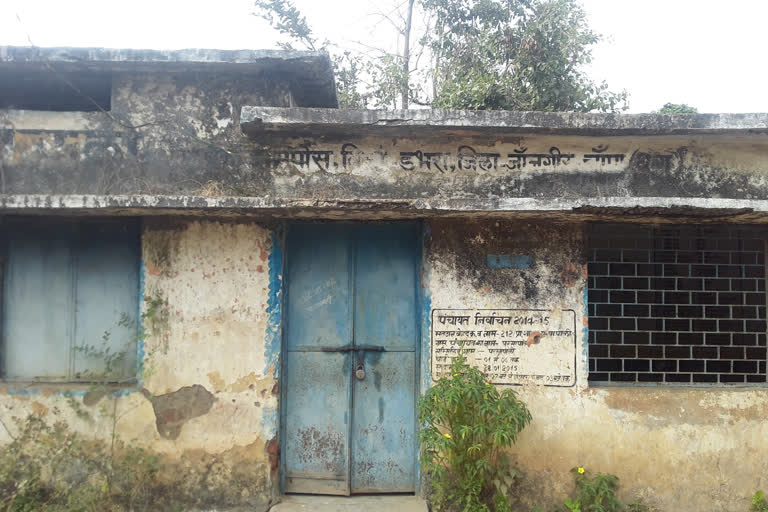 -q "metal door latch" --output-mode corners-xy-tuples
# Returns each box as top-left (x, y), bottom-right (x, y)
(319, 344), (386, 382)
